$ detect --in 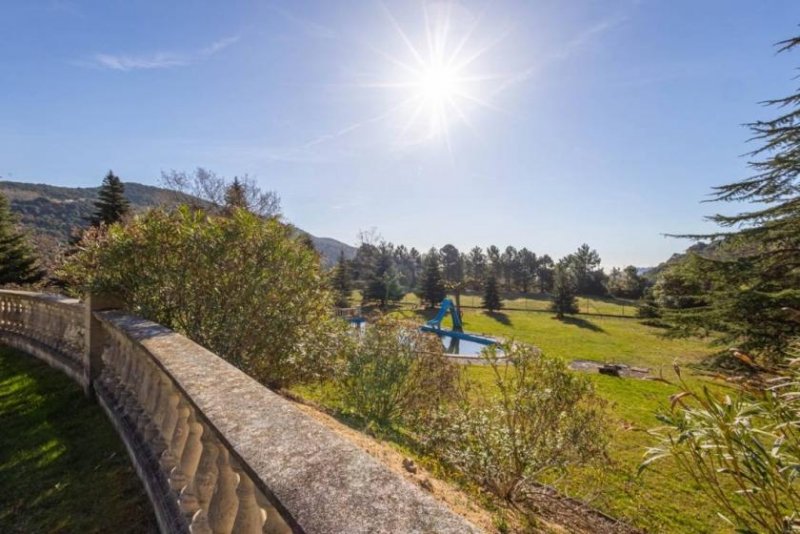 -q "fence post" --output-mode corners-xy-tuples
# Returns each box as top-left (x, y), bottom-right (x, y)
(84, 293), (124, 398)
